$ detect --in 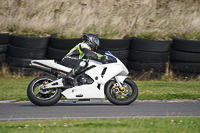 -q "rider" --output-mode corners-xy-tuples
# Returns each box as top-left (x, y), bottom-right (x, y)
(61, 33), (113, 85)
